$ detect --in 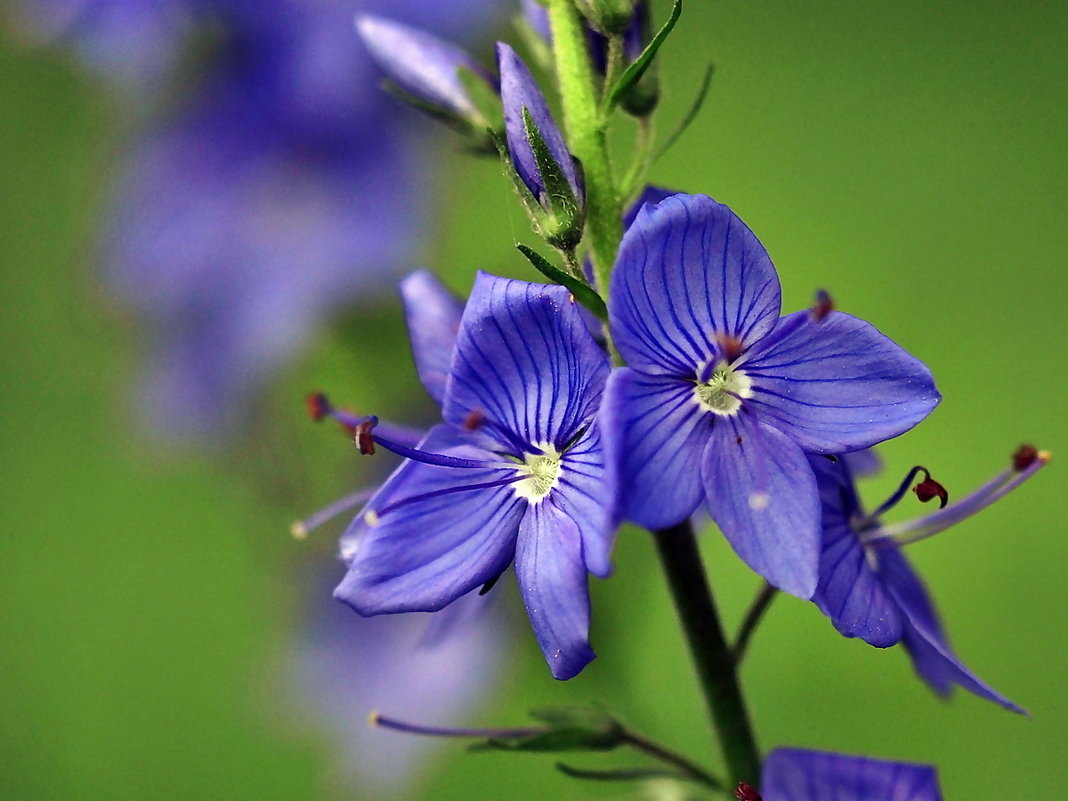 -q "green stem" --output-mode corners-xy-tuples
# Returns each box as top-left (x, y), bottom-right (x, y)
(546, 0), (622, 305)
(652, 521), (762, 787)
